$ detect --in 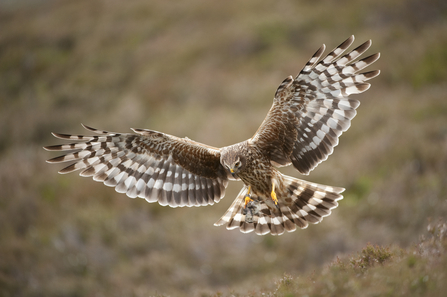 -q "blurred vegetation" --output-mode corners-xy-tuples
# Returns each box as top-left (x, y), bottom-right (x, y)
(1, 0), (446, 296)
(272, 221), (447, 297)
